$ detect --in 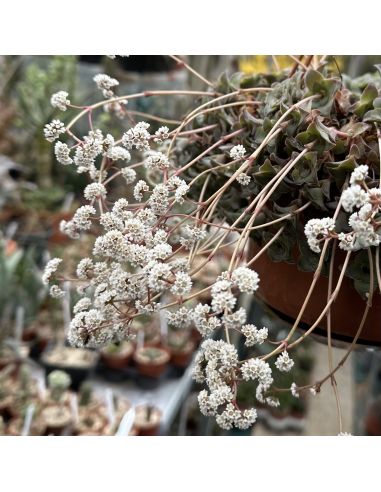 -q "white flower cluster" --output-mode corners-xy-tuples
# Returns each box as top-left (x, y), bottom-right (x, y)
(231, 266), (259, 293)
(52, 129), (132, 181)
(44, 120), (66, 142)
(52, 174), (200, 347)
(145, 151), (170, 170)
(166, 306), (192, 329)
(51, 91), (70, 111)
(55, 142), (73, 165)
(305, 166), (381, 252)
(241, 358), (273, 386)
(193, 340), (258, 430)
(43, 259), (65, 299)
(241, 324), (268, 346)
(179, 225), (207, 249)
(154, 126), (170, 143)
(60, 205), (96, 239)
(42, 258), (62, 285)
(290, 382), (299, 398)
(275, 350), (294, 372)
(339, 166), (381, 250)
(192, 303), (222, 337)
(122, 122), (151, 151)
(230, 144), (246, 160)
(84, 183), (107, 201)
(304, 218), (335, 253)
(49, 285), (65, 299)
(93, 73), (119, 98)
(236, 173), (251, 186)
